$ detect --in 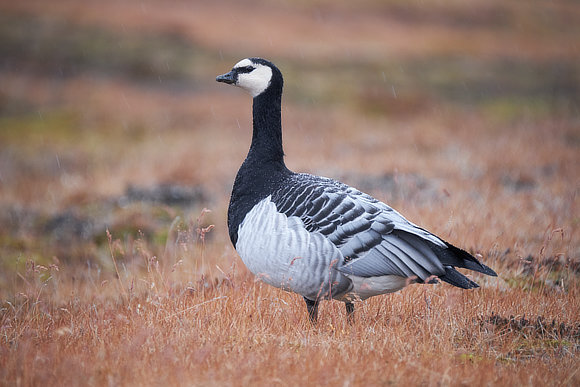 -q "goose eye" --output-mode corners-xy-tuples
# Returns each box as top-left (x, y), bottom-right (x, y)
(237, 66), (254, 73)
